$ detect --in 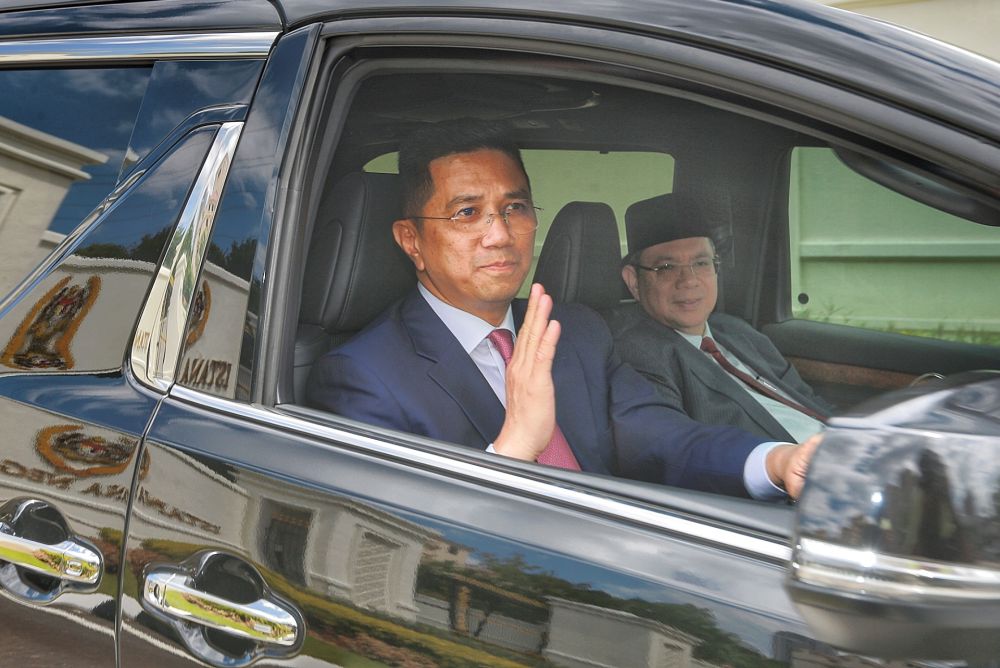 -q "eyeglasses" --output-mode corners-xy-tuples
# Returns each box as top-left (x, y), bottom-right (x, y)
(633, 257), (720, 280)
(412, 202), (541, 238)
